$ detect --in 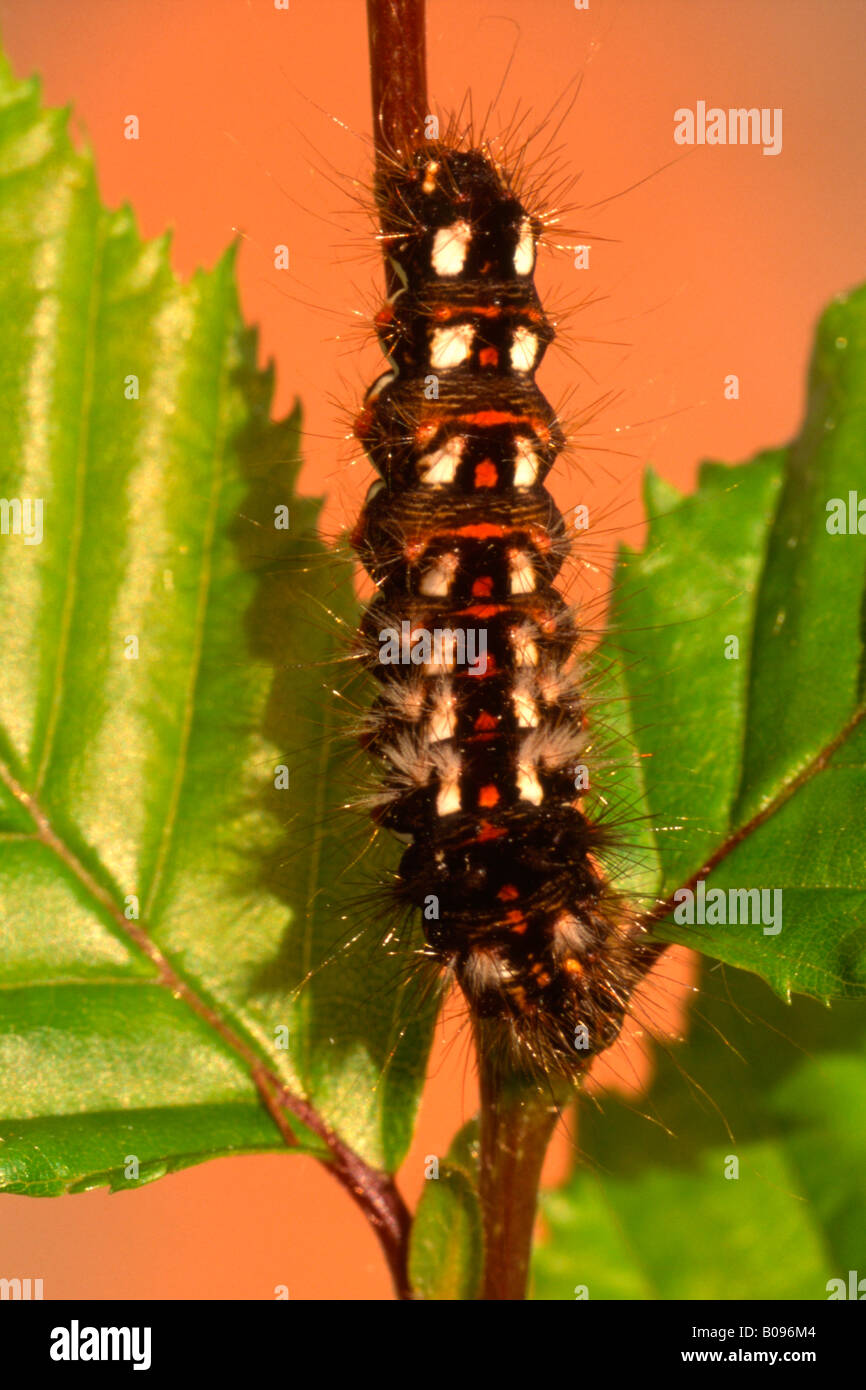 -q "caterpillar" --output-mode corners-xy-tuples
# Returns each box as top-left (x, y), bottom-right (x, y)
(350, 135), (667, 1086)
